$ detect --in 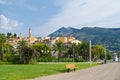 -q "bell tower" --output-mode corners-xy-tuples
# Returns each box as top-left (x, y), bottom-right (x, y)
(20, 33), (22, 40)
(29, 28), (32, 38)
